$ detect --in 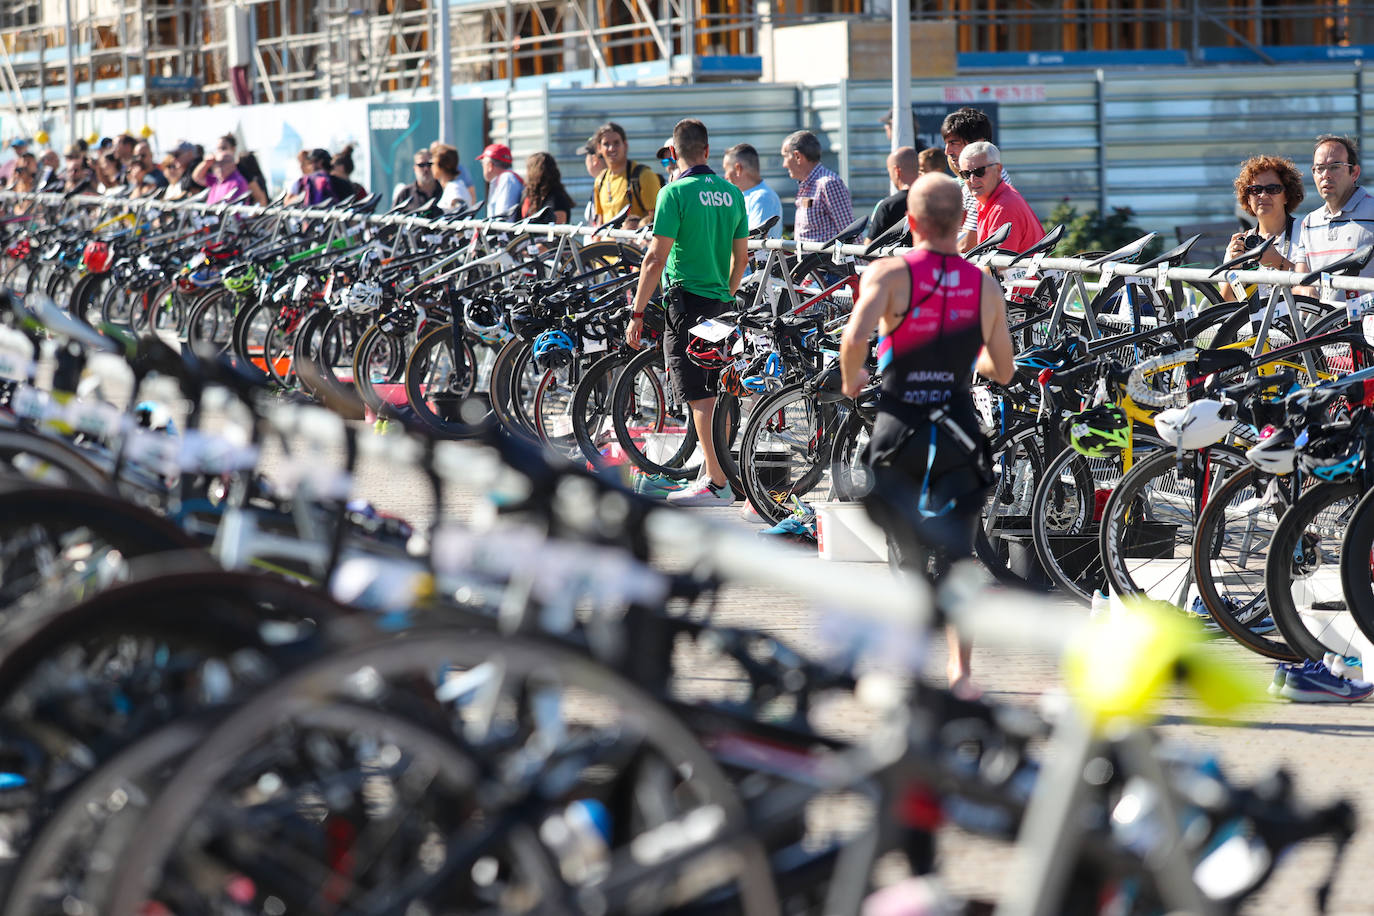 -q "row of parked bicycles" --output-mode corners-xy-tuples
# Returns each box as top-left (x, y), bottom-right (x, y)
(0, 186), (1362, 913)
